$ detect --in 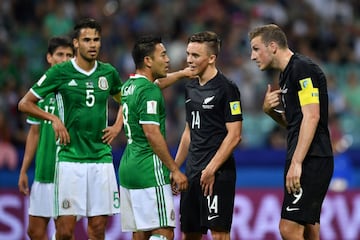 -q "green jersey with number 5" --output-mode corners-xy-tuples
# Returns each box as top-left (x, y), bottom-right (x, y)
(119, 74), (170, 189)
(30, 59), (122, 163)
